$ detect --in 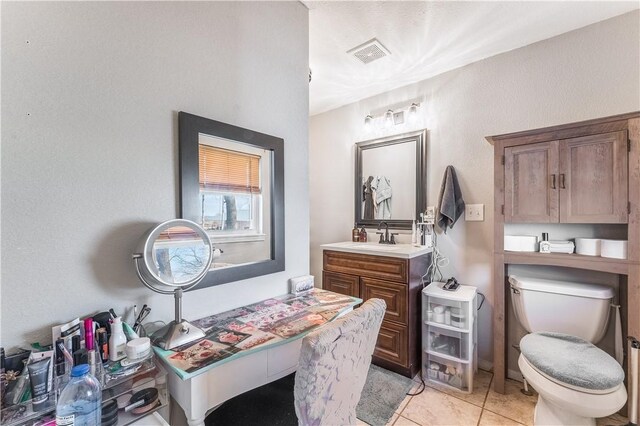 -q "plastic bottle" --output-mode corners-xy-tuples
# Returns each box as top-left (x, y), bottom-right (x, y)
(56, 364), (102, 426)
(108, 317), (126, 362)
(359, 227), (367, 242)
